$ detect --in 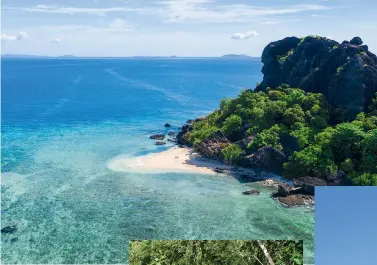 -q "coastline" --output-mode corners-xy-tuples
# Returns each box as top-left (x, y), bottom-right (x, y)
(107, 146), (232, 175)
